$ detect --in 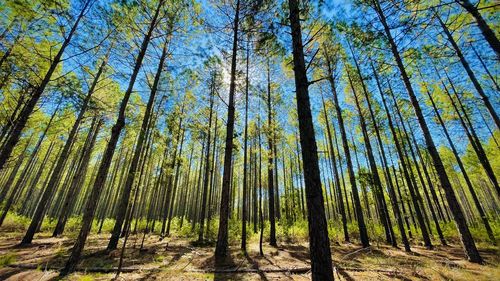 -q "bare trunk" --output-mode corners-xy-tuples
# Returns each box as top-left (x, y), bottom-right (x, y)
(374, 0), (482, 262)
(288, 0), (334, 279)
(215, 0), (240, 259)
